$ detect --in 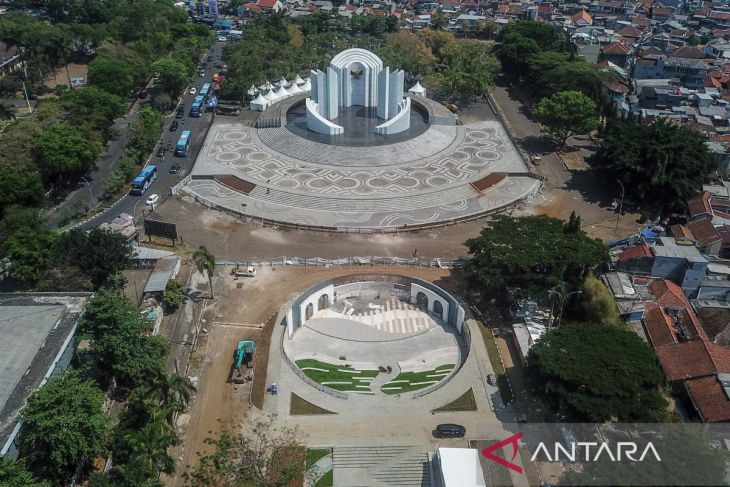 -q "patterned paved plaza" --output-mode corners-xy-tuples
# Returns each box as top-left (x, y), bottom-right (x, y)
(184, 96), (540, 230)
